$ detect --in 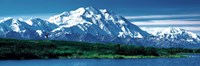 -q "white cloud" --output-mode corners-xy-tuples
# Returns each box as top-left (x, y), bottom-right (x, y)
(139, 27), (200, 35)
(125, 14), (200, 19)
(140, 27), (200, 31)
(130, 19), (200, 35)
(132, 20), (200, 25)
